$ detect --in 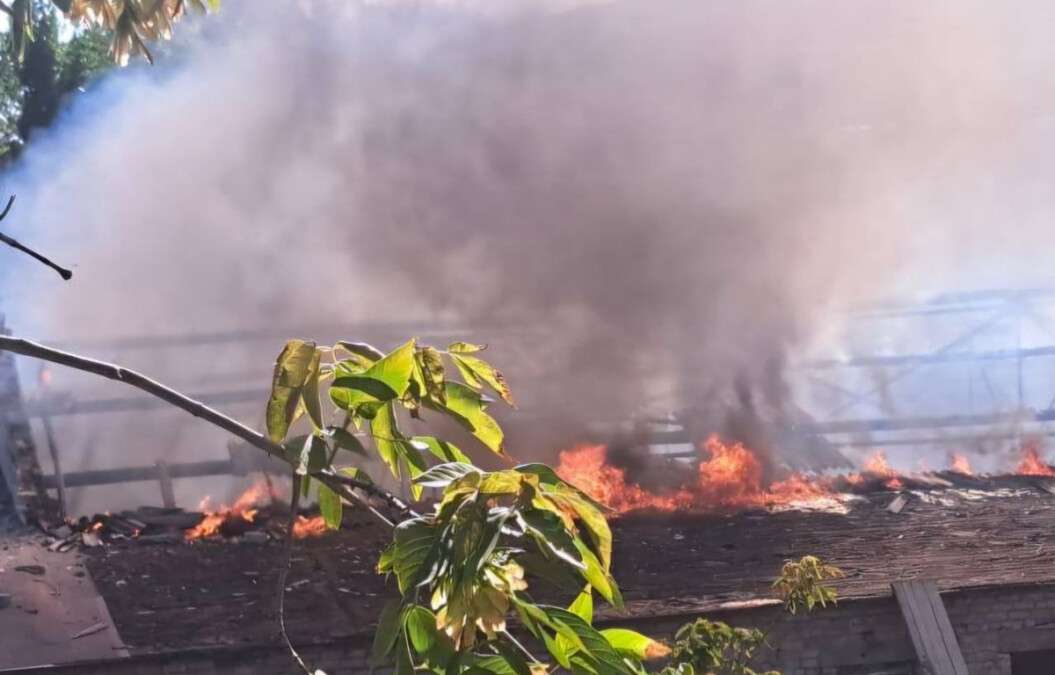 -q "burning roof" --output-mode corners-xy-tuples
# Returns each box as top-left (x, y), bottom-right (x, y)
(76, 459), (1055, 655)
(553, 435), (1055, 515)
